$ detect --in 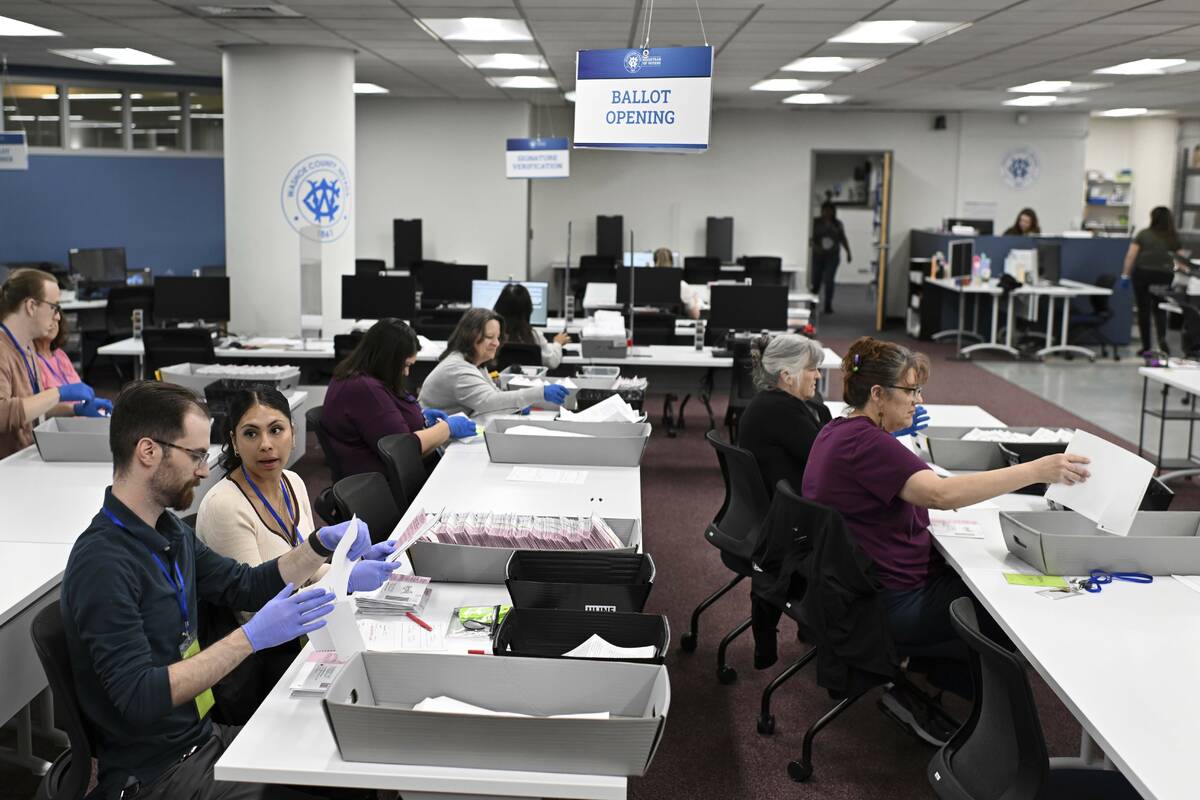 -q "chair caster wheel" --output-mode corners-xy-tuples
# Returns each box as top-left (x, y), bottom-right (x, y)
(680, 633), (697, 653)
(788, 760), (813, 782)
(717, 665), (737, 684)
(756, 715), (775, 735)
